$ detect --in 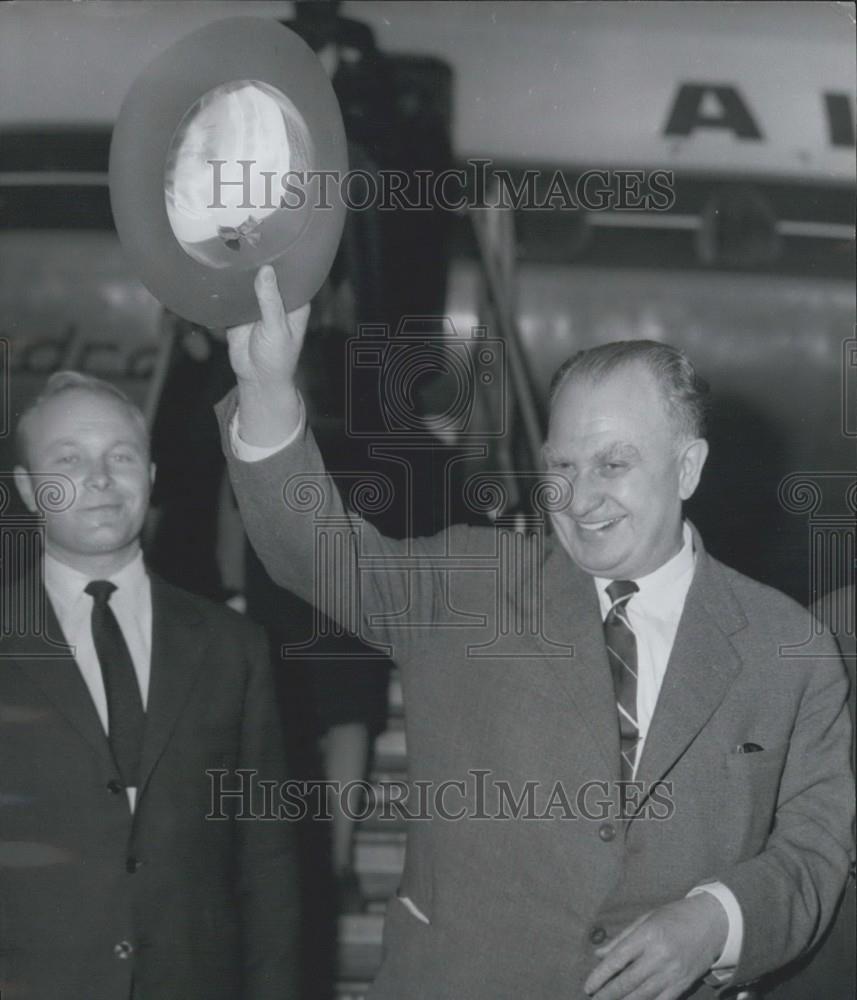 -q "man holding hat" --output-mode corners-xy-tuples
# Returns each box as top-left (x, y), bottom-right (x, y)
(216, 267), (853, 1000)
